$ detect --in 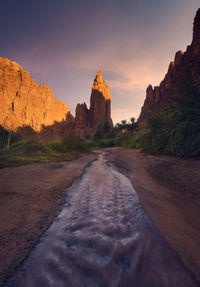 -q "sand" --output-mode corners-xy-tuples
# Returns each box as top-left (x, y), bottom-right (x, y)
(1, 149), (200, 285)
(0, 152), (98, 286)
(108, 149), (200, 282)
